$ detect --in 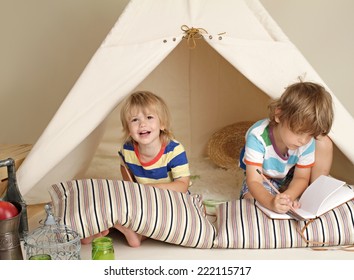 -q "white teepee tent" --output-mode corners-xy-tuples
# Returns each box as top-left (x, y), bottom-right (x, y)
(17, 0), (354, 204)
